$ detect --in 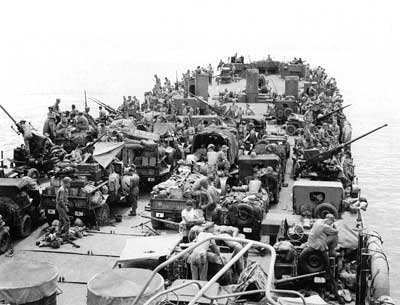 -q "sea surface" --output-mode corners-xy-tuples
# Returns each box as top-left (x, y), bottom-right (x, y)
(0, 70), (399, 299)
